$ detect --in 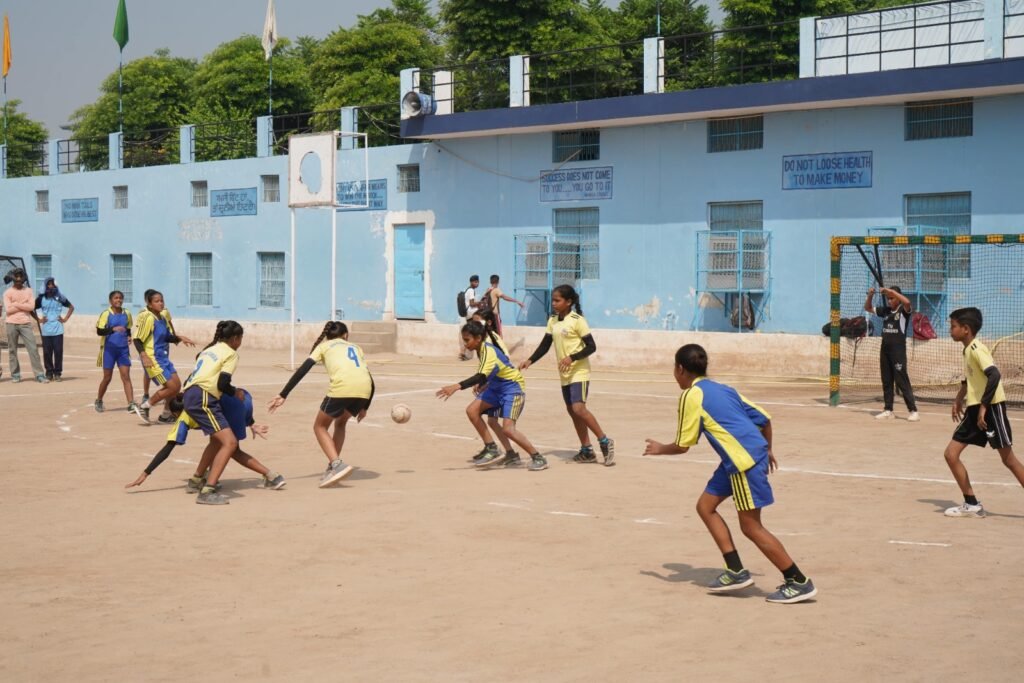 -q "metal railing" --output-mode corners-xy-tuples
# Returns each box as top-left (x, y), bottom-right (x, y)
(419, 57), (510, 112)
(527, 39), (646, 105)
(123, 126), (180, 169)
(268, 109), (344, 155)
(193, 119), (255, 162)
(3, 141), (48, 177)
(353, 102), (406, 147)
(1007, 0), (1024, 57)
(57, 136), (110, 173)
(663, 21), (800, 90)
(815, 0), (986, 76)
